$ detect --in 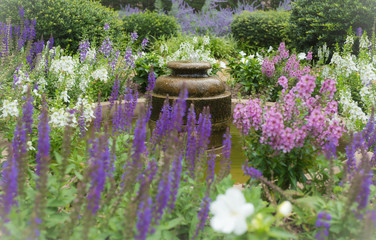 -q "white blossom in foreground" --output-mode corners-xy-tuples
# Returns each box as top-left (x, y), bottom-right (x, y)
(1, 100), (19, 118)
(297, 53), (306, 60)
(277, 201), (292, 217)
(210, 187), (254, 235)
(49, 108), (77, 128)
